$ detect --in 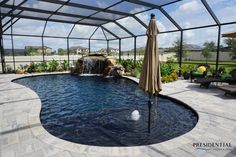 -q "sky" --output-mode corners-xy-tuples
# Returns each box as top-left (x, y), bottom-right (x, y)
(2, 0), (236, 51)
